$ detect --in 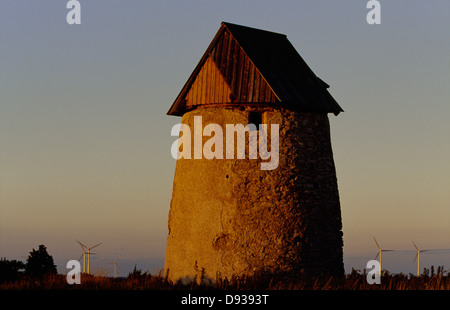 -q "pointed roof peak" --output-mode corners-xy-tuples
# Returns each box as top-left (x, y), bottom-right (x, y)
(168, 22), (343, 116)
(221, 21), (287, 38)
